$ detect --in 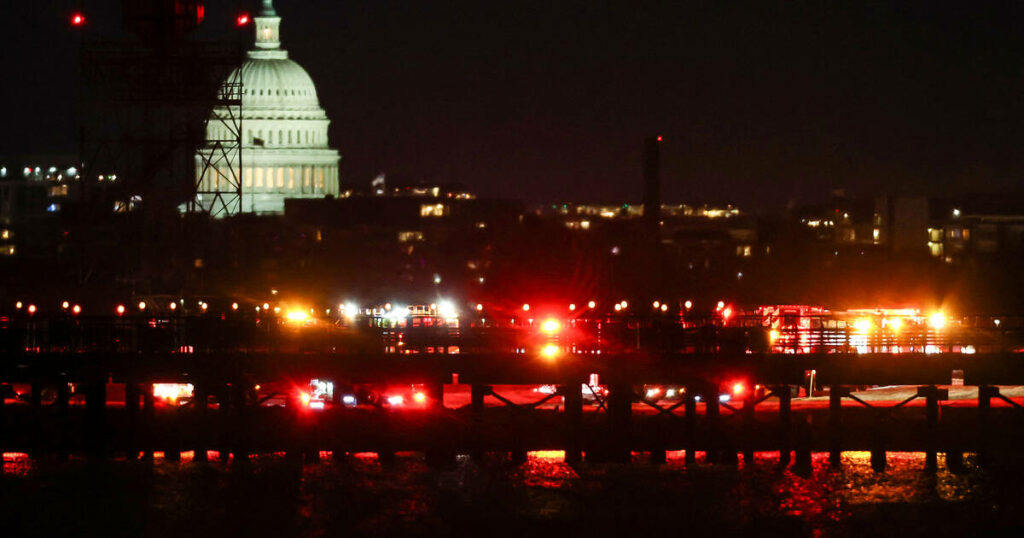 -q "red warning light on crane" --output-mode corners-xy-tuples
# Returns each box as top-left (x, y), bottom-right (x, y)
(71, 13), (86, 26)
